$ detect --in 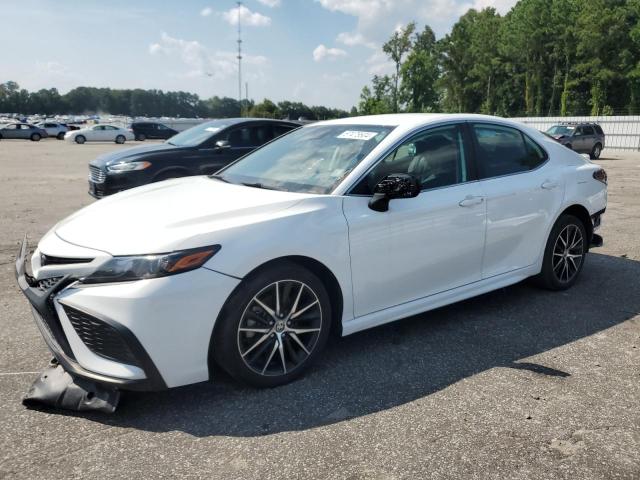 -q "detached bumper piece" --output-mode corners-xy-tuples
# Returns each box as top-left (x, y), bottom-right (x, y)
(23, 361), (120, 414)
(14, 238), (166, 413)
